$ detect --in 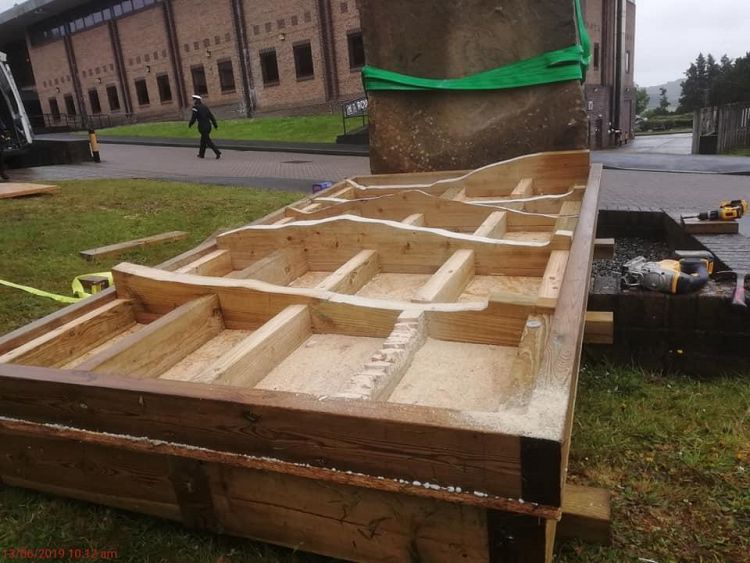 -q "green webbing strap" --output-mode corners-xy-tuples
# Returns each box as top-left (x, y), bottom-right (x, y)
(0, 271), (114, 304)
(362, 0), (591, 92)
